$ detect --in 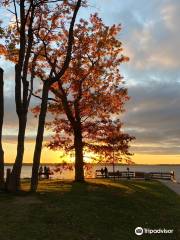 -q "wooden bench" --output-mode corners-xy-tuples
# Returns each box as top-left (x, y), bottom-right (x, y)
(95, 170), (106, 178)
(39, 171), (53, 179)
